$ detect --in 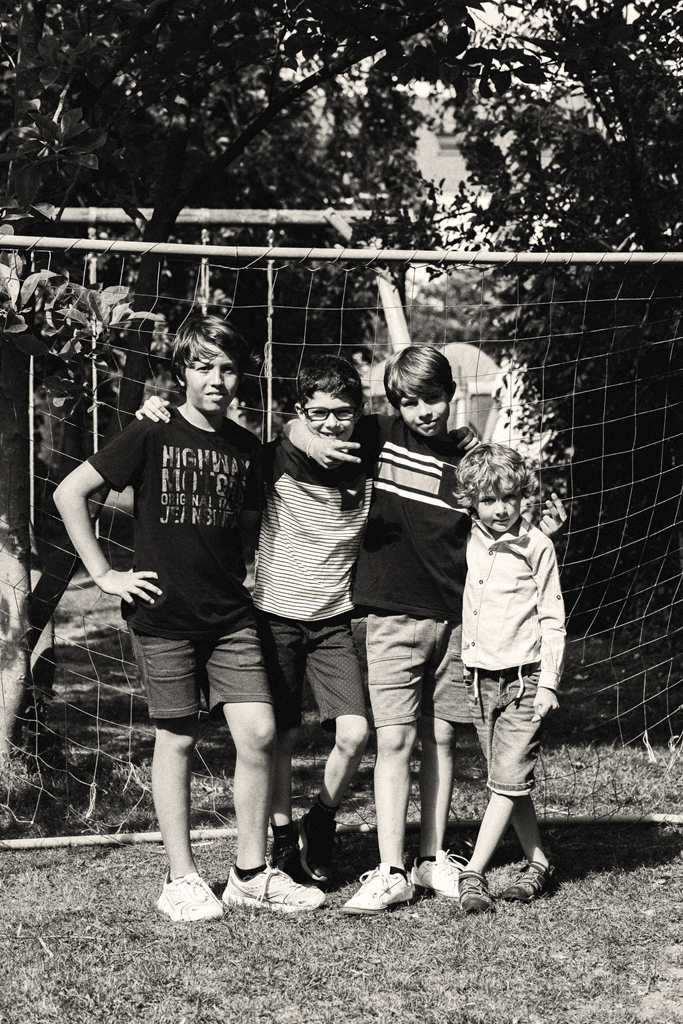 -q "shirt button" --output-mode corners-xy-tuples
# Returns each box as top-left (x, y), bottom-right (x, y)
(470, 641), (475, 647)
(479, 580), (484, 584)
(489, 550), (494, 555)
(473, 610), (477, 615)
